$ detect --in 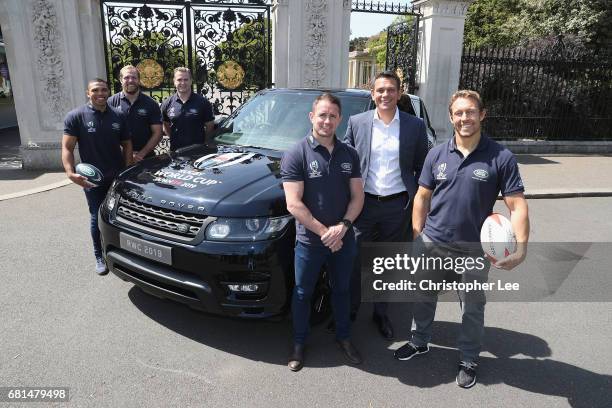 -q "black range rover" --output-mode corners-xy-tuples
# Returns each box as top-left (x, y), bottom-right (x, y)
(98, 88), (435, 319)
